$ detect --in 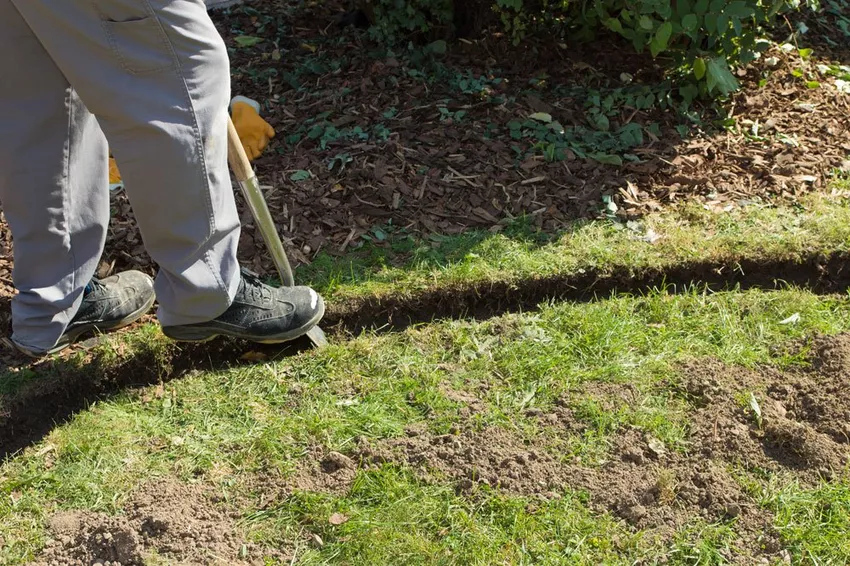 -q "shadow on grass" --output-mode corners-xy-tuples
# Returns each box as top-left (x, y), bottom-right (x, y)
(295, 215), (559, 295)
(2, 240), (849, 462)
